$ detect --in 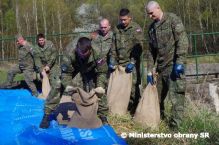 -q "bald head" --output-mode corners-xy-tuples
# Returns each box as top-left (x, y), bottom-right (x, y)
(146, 1), (160, 10)
(99, 18), (111, 36)
(146, 1), (163, 21)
